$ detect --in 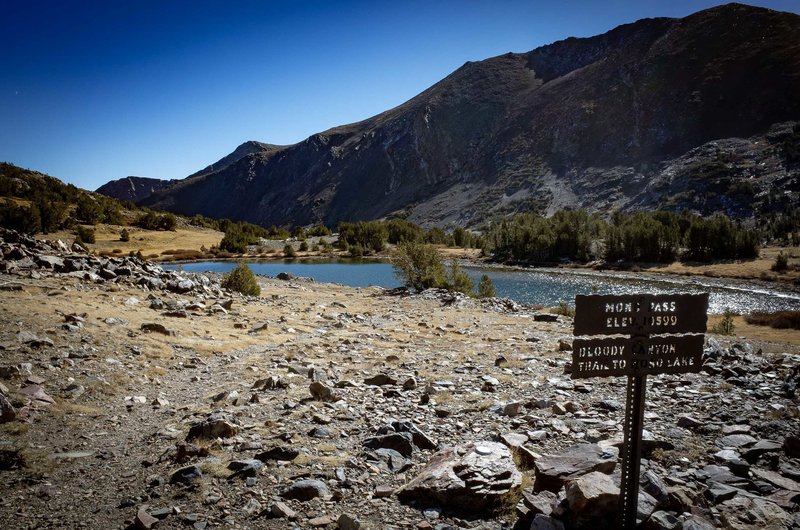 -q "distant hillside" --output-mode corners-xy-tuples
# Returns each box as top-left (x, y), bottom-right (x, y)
(96, 176), (176, 203)
(0, 162), (189, 237)
(96, 141), (281, 203)
(124, 3), (800, 228)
